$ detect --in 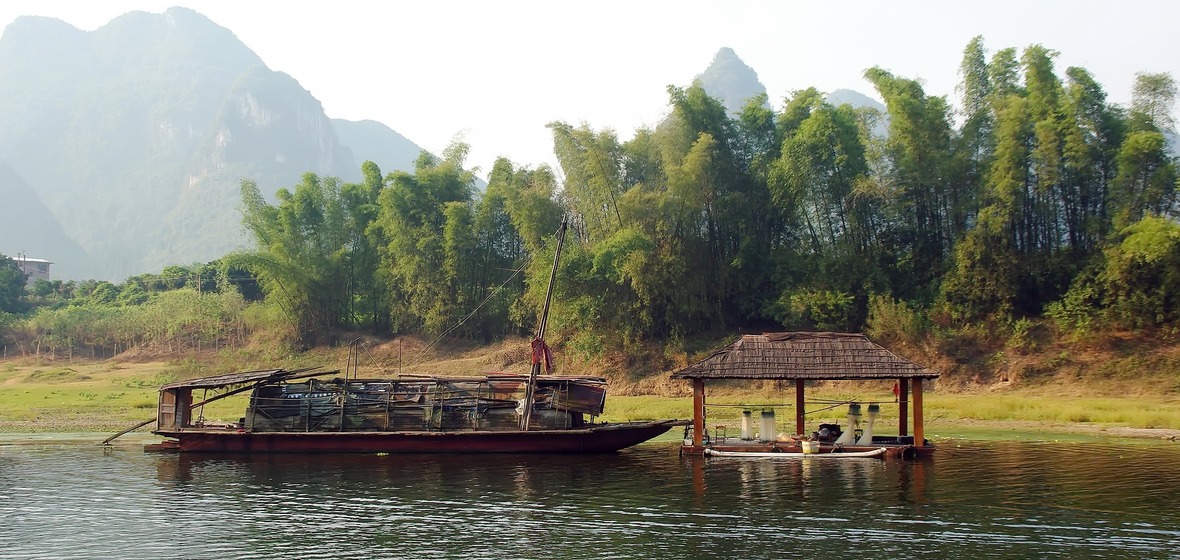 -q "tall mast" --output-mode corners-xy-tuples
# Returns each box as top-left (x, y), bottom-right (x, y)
(520, 219), (568, 430)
